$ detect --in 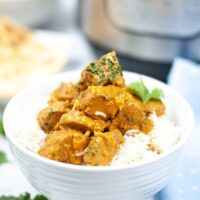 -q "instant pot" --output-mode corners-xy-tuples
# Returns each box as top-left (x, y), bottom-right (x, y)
(78, 0), (200, 81)
(0, 0), (60, 27)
